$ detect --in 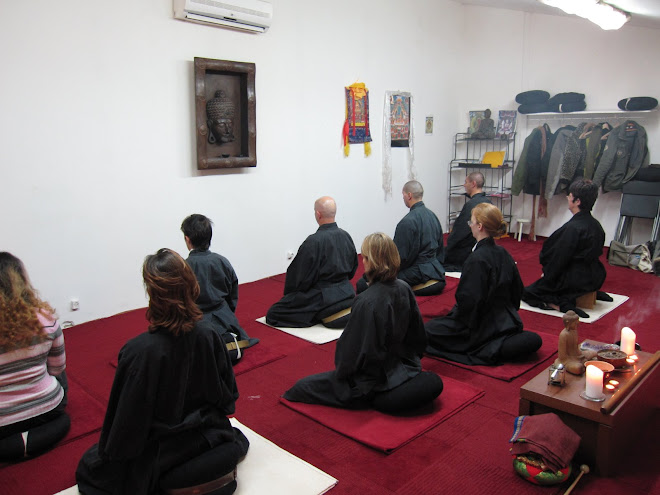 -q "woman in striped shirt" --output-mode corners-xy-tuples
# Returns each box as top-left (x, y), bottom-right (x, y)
(0, 252), (69, 460)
